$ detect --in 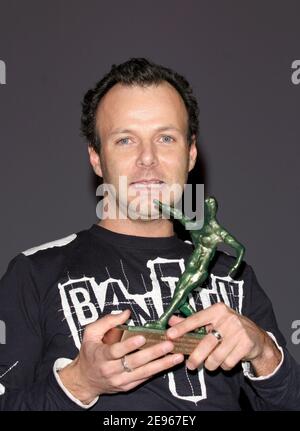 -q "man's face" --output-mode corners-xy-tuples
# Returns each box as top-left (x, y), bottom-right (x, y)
(89, 82), (197, 220)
